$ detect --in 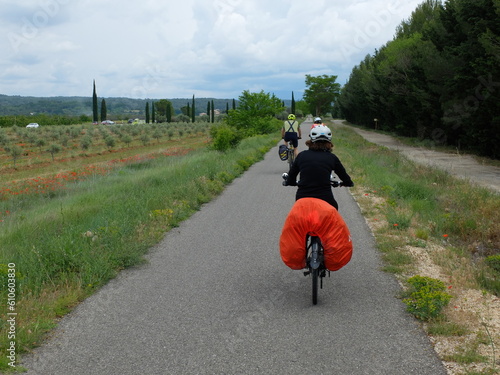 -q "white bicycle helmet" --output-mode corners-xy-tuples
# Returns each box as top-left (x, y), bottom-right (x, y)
(309, 125), (332, 142)
(313, 117), (322, 124)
